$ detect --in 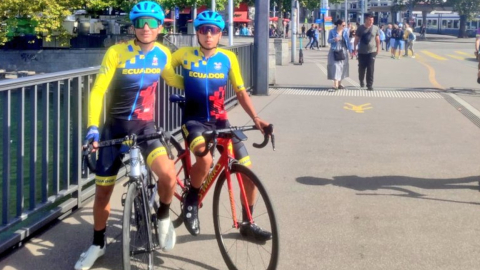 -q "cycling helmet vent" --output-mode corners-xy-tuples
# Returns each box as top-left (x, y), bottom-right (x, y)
(129, 1), (165, 24)
(194, 10), (225, 30)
